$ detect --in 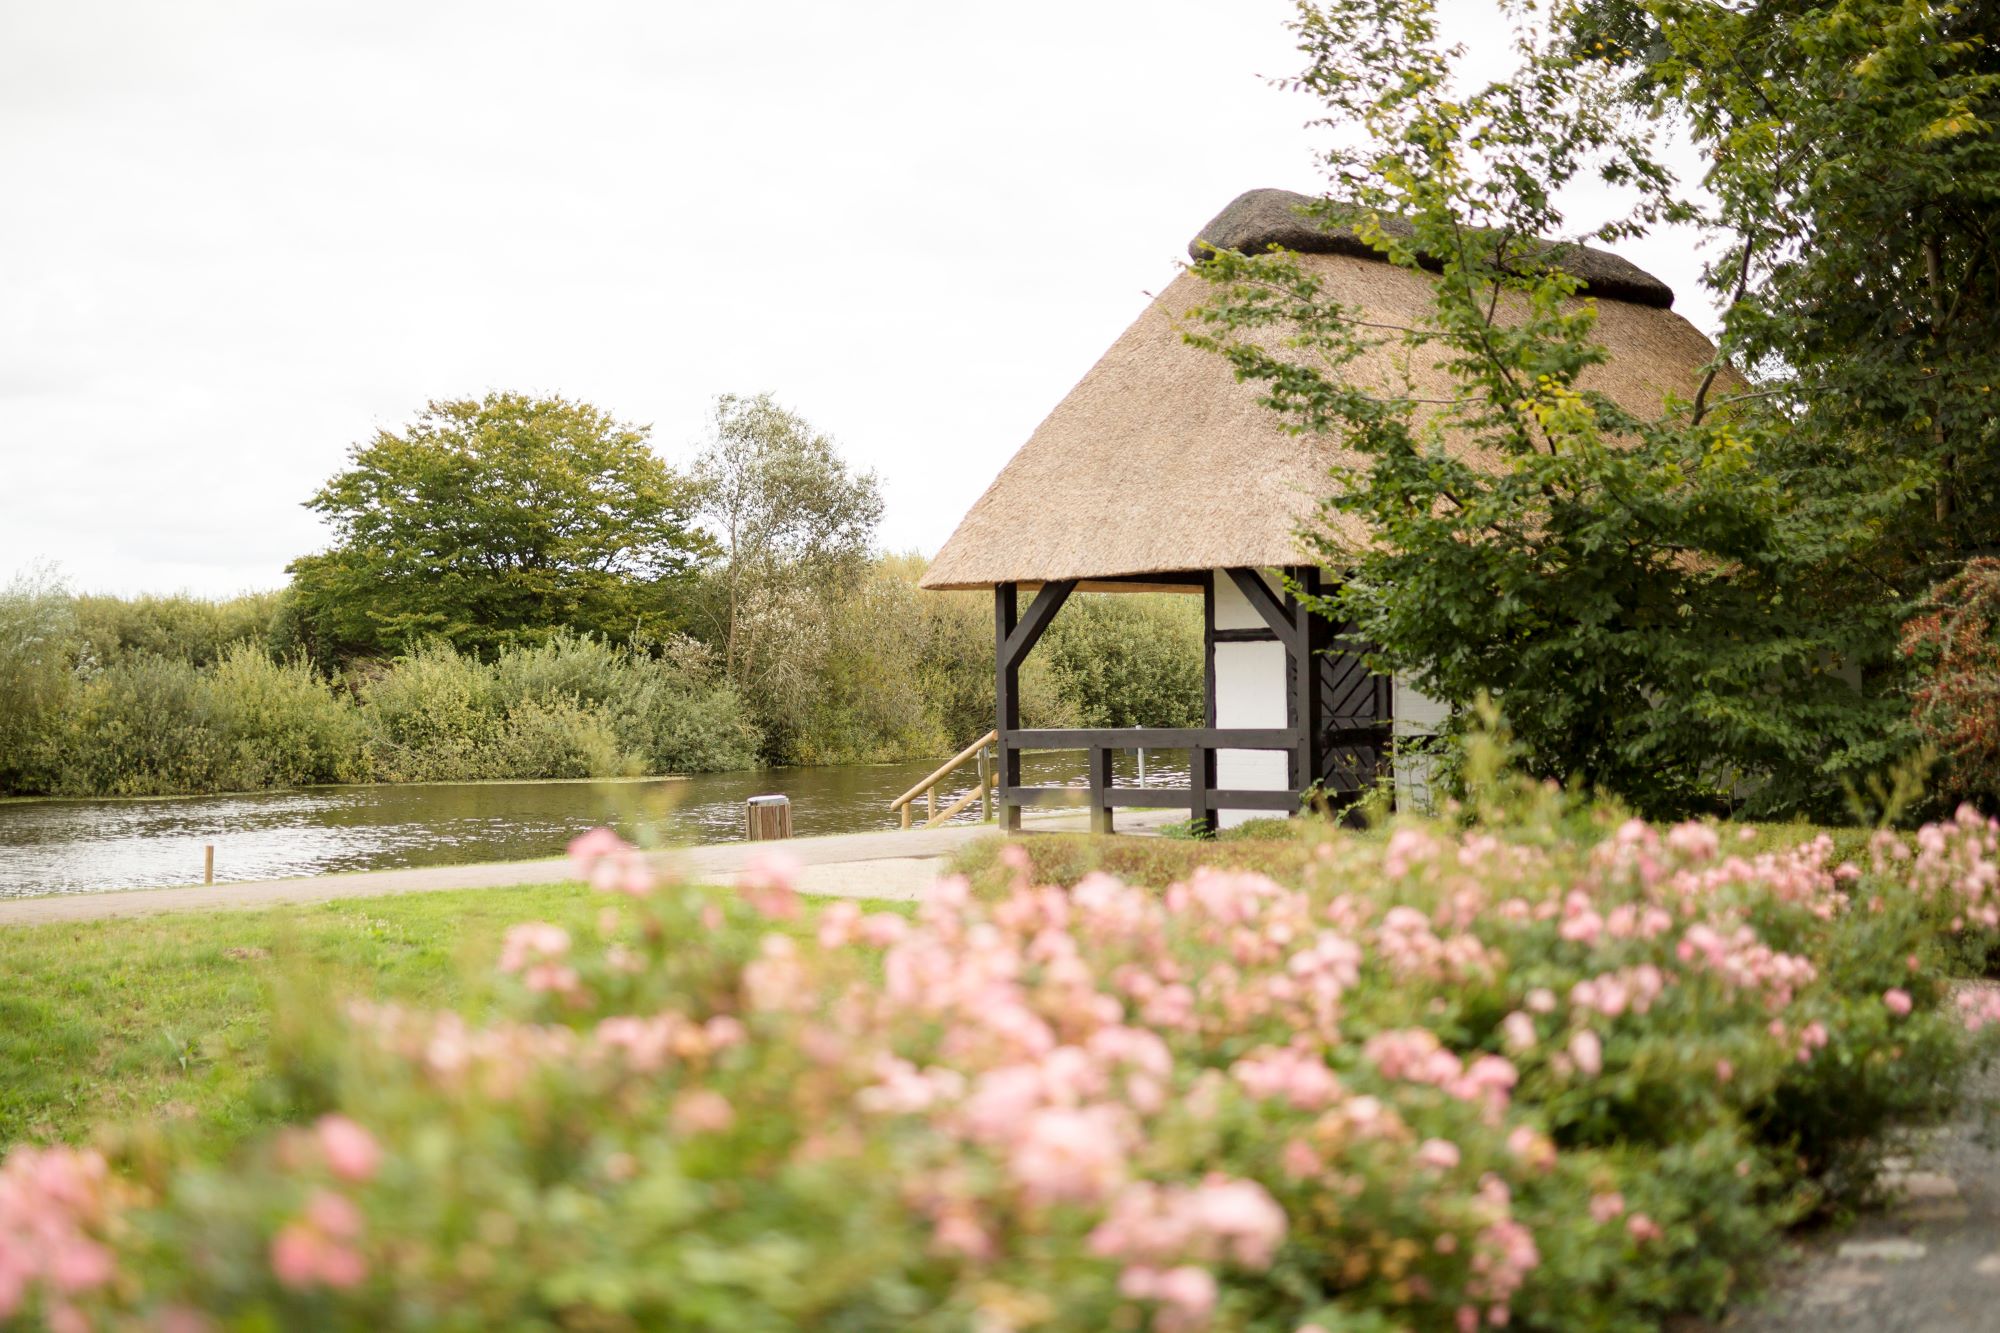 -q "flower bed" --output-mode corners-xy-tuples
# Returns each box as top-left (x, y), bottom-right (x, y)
(5, 805), (1999, 1331)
